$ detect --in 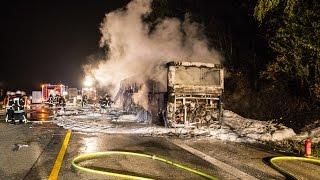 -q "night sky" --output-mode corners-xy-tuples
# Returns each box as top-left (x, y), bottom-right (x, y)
(0, 0), (130, 92)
